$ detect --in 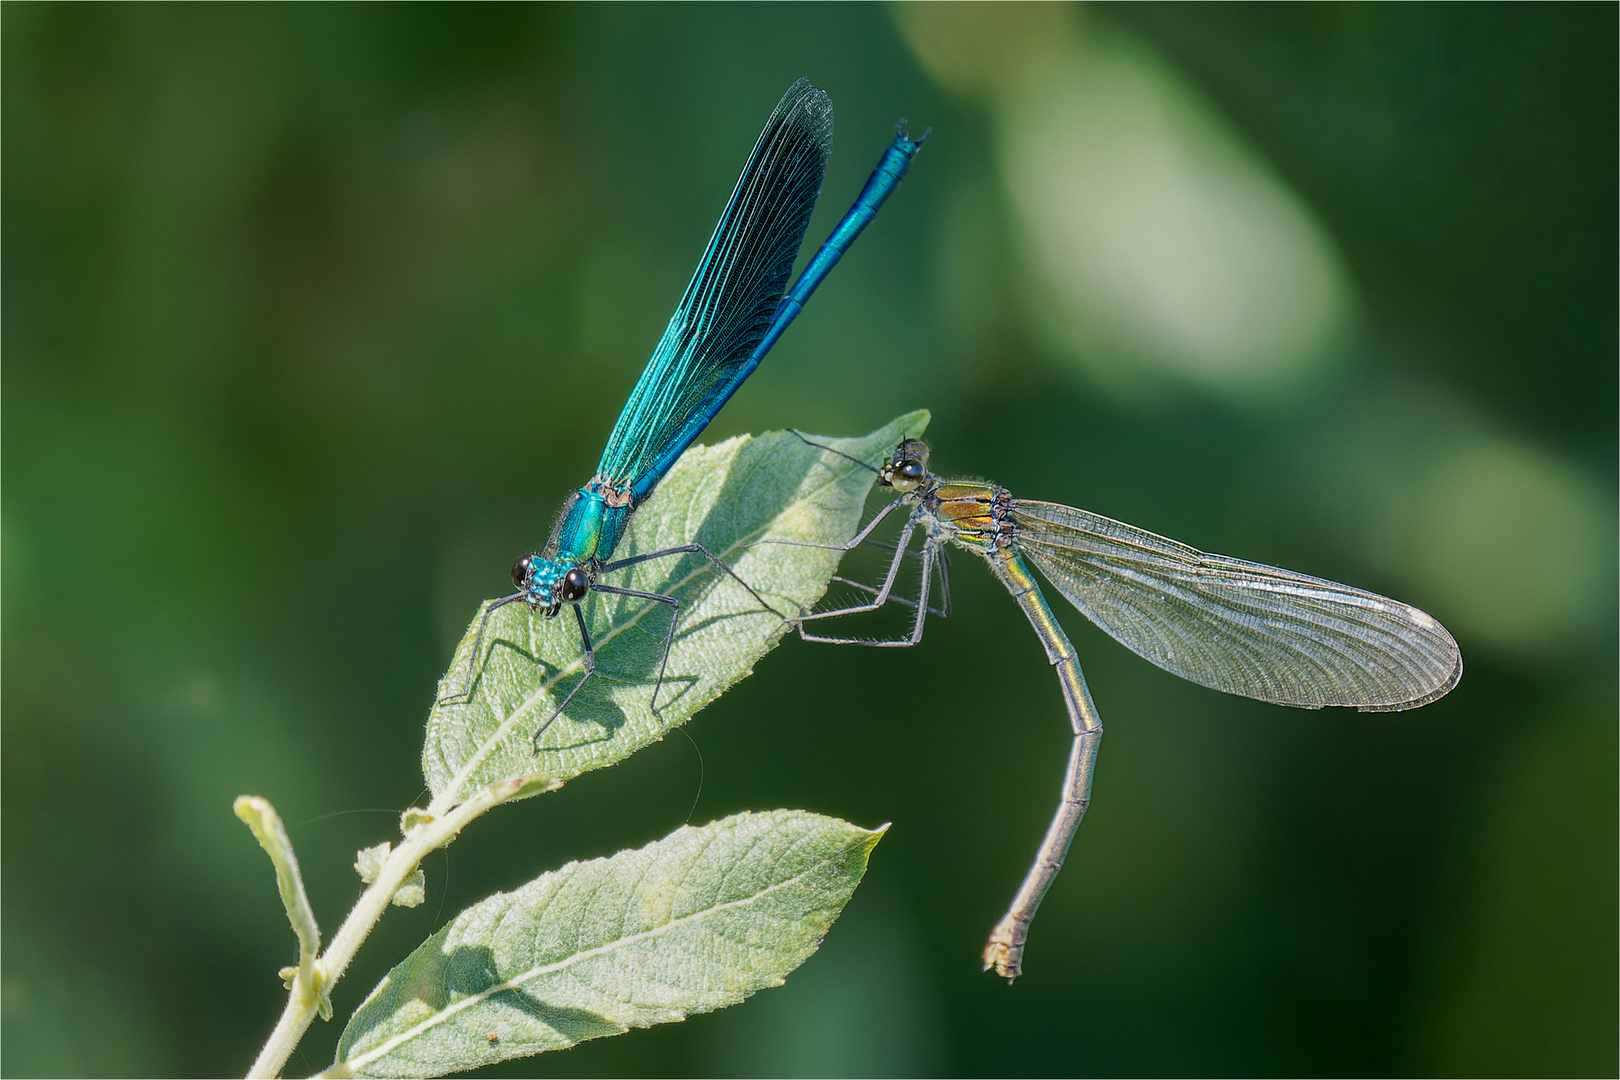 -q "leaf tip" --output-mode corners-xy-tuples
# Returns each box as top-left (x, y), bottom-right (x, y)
(852, 822), (890, 868)
(898, 409), (932, 439)
(233, 794), (268, 825)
